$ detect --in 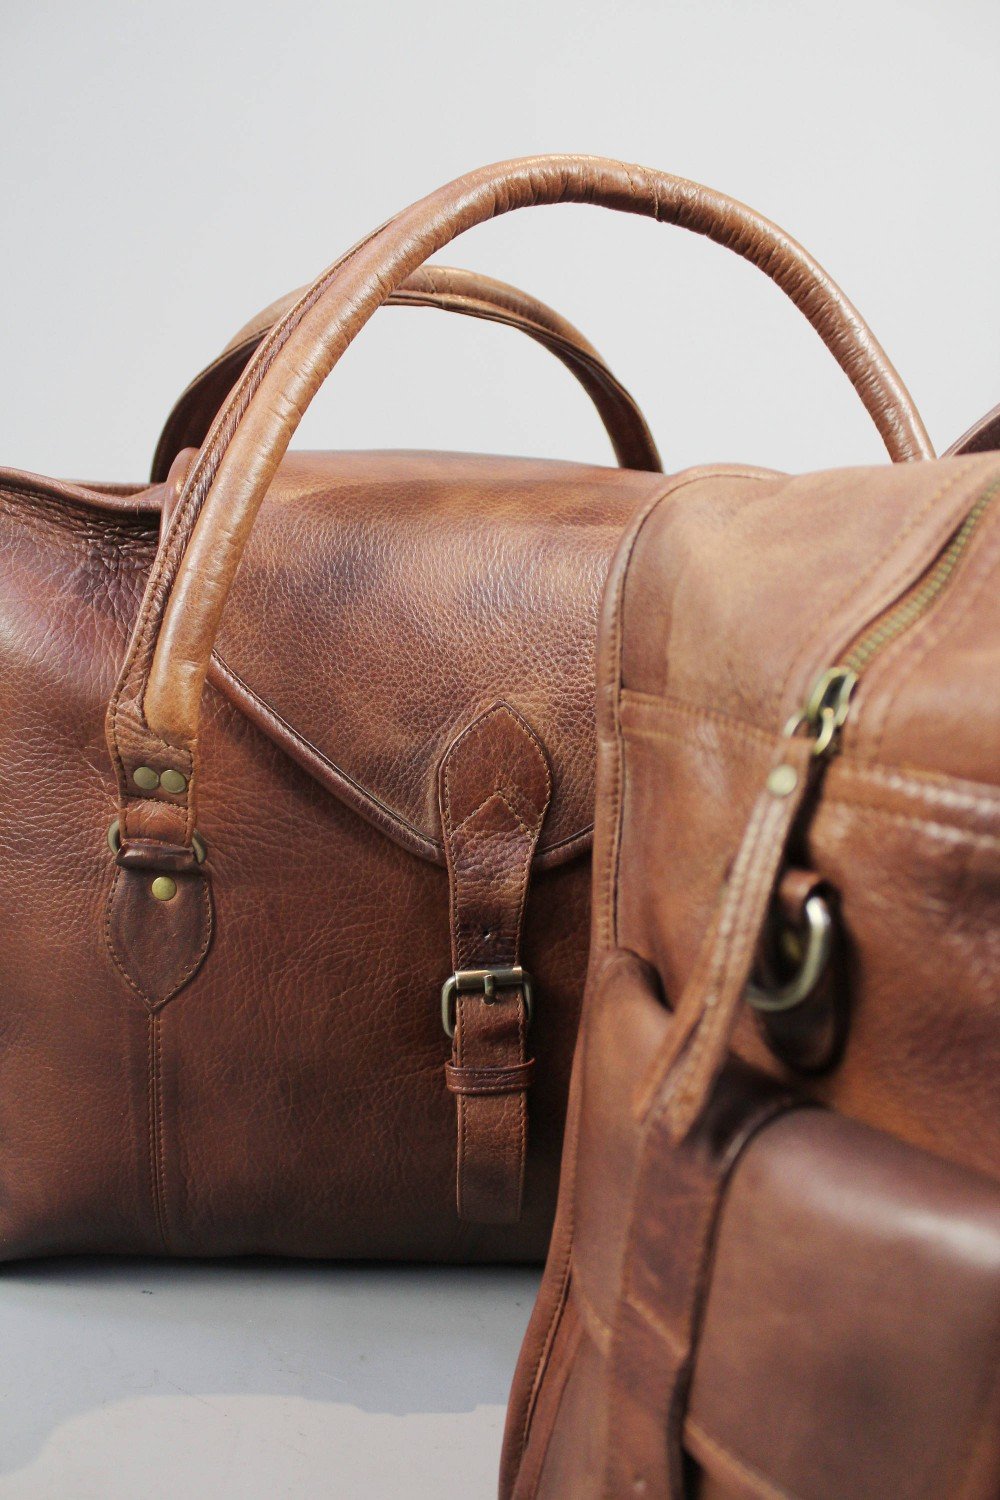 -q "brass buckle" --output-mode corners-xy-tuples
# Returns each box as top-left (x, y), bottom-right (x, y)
(441, 965), (534, 1039)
